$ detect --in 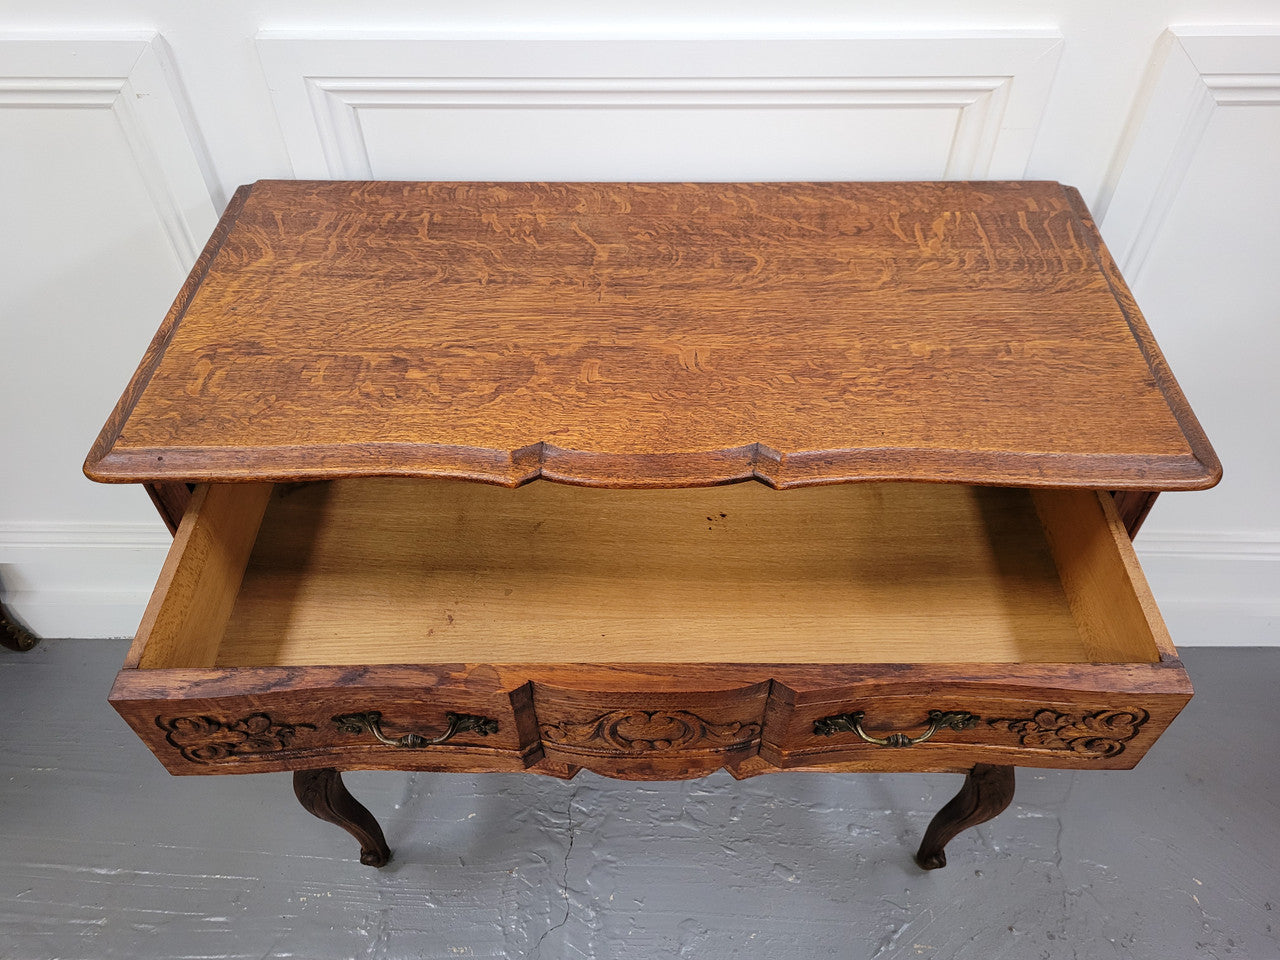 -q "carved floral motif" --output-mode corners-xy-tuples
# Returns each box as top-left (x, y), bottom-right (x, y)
(541, 709), (760, 755)
(988, 708), (1149, 758)
(158, 712), (316, 763)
